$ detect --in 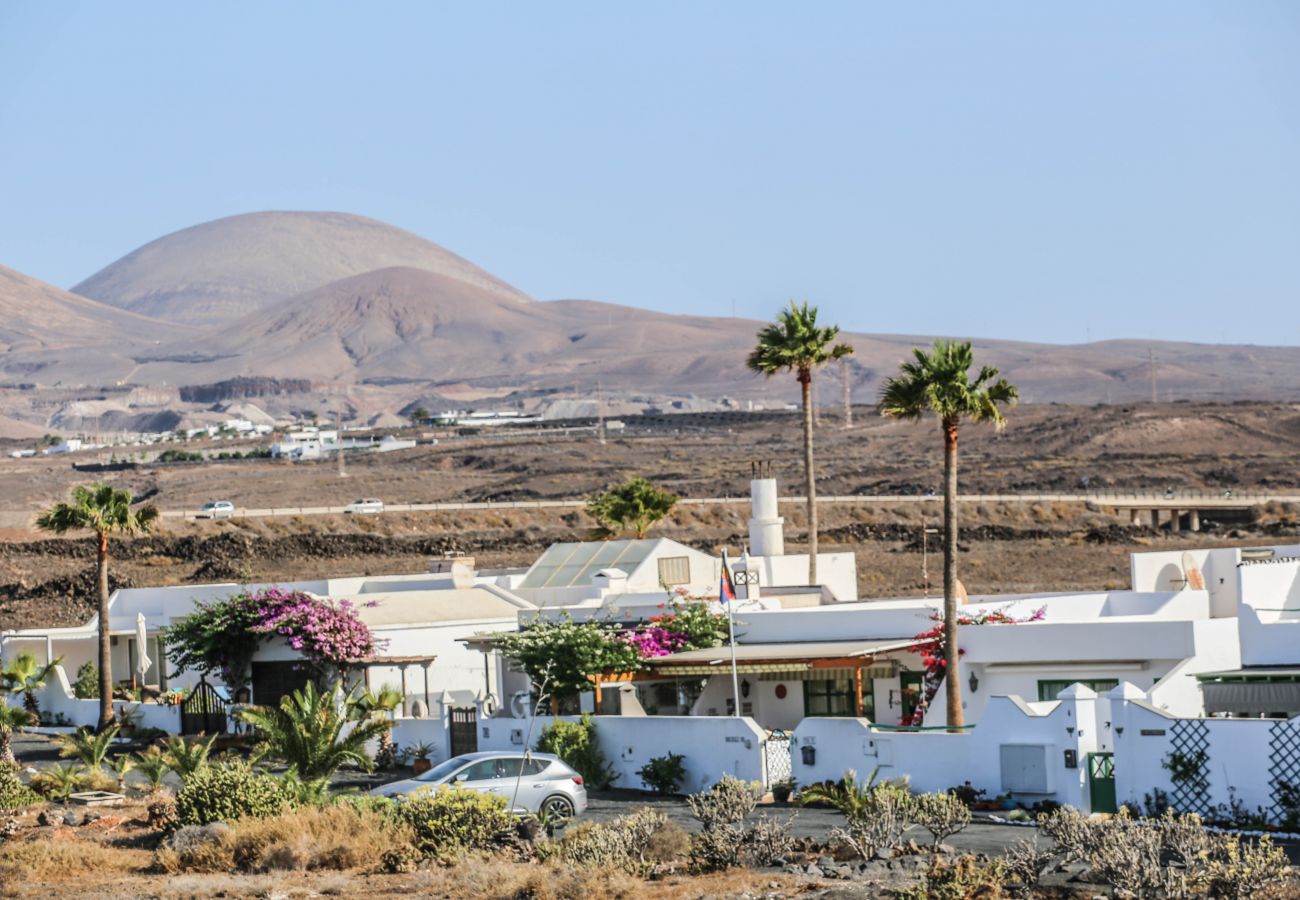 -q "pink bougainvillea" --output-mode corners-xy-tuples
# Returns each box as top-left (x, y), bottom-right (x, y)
(249, 587), (381, 667)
